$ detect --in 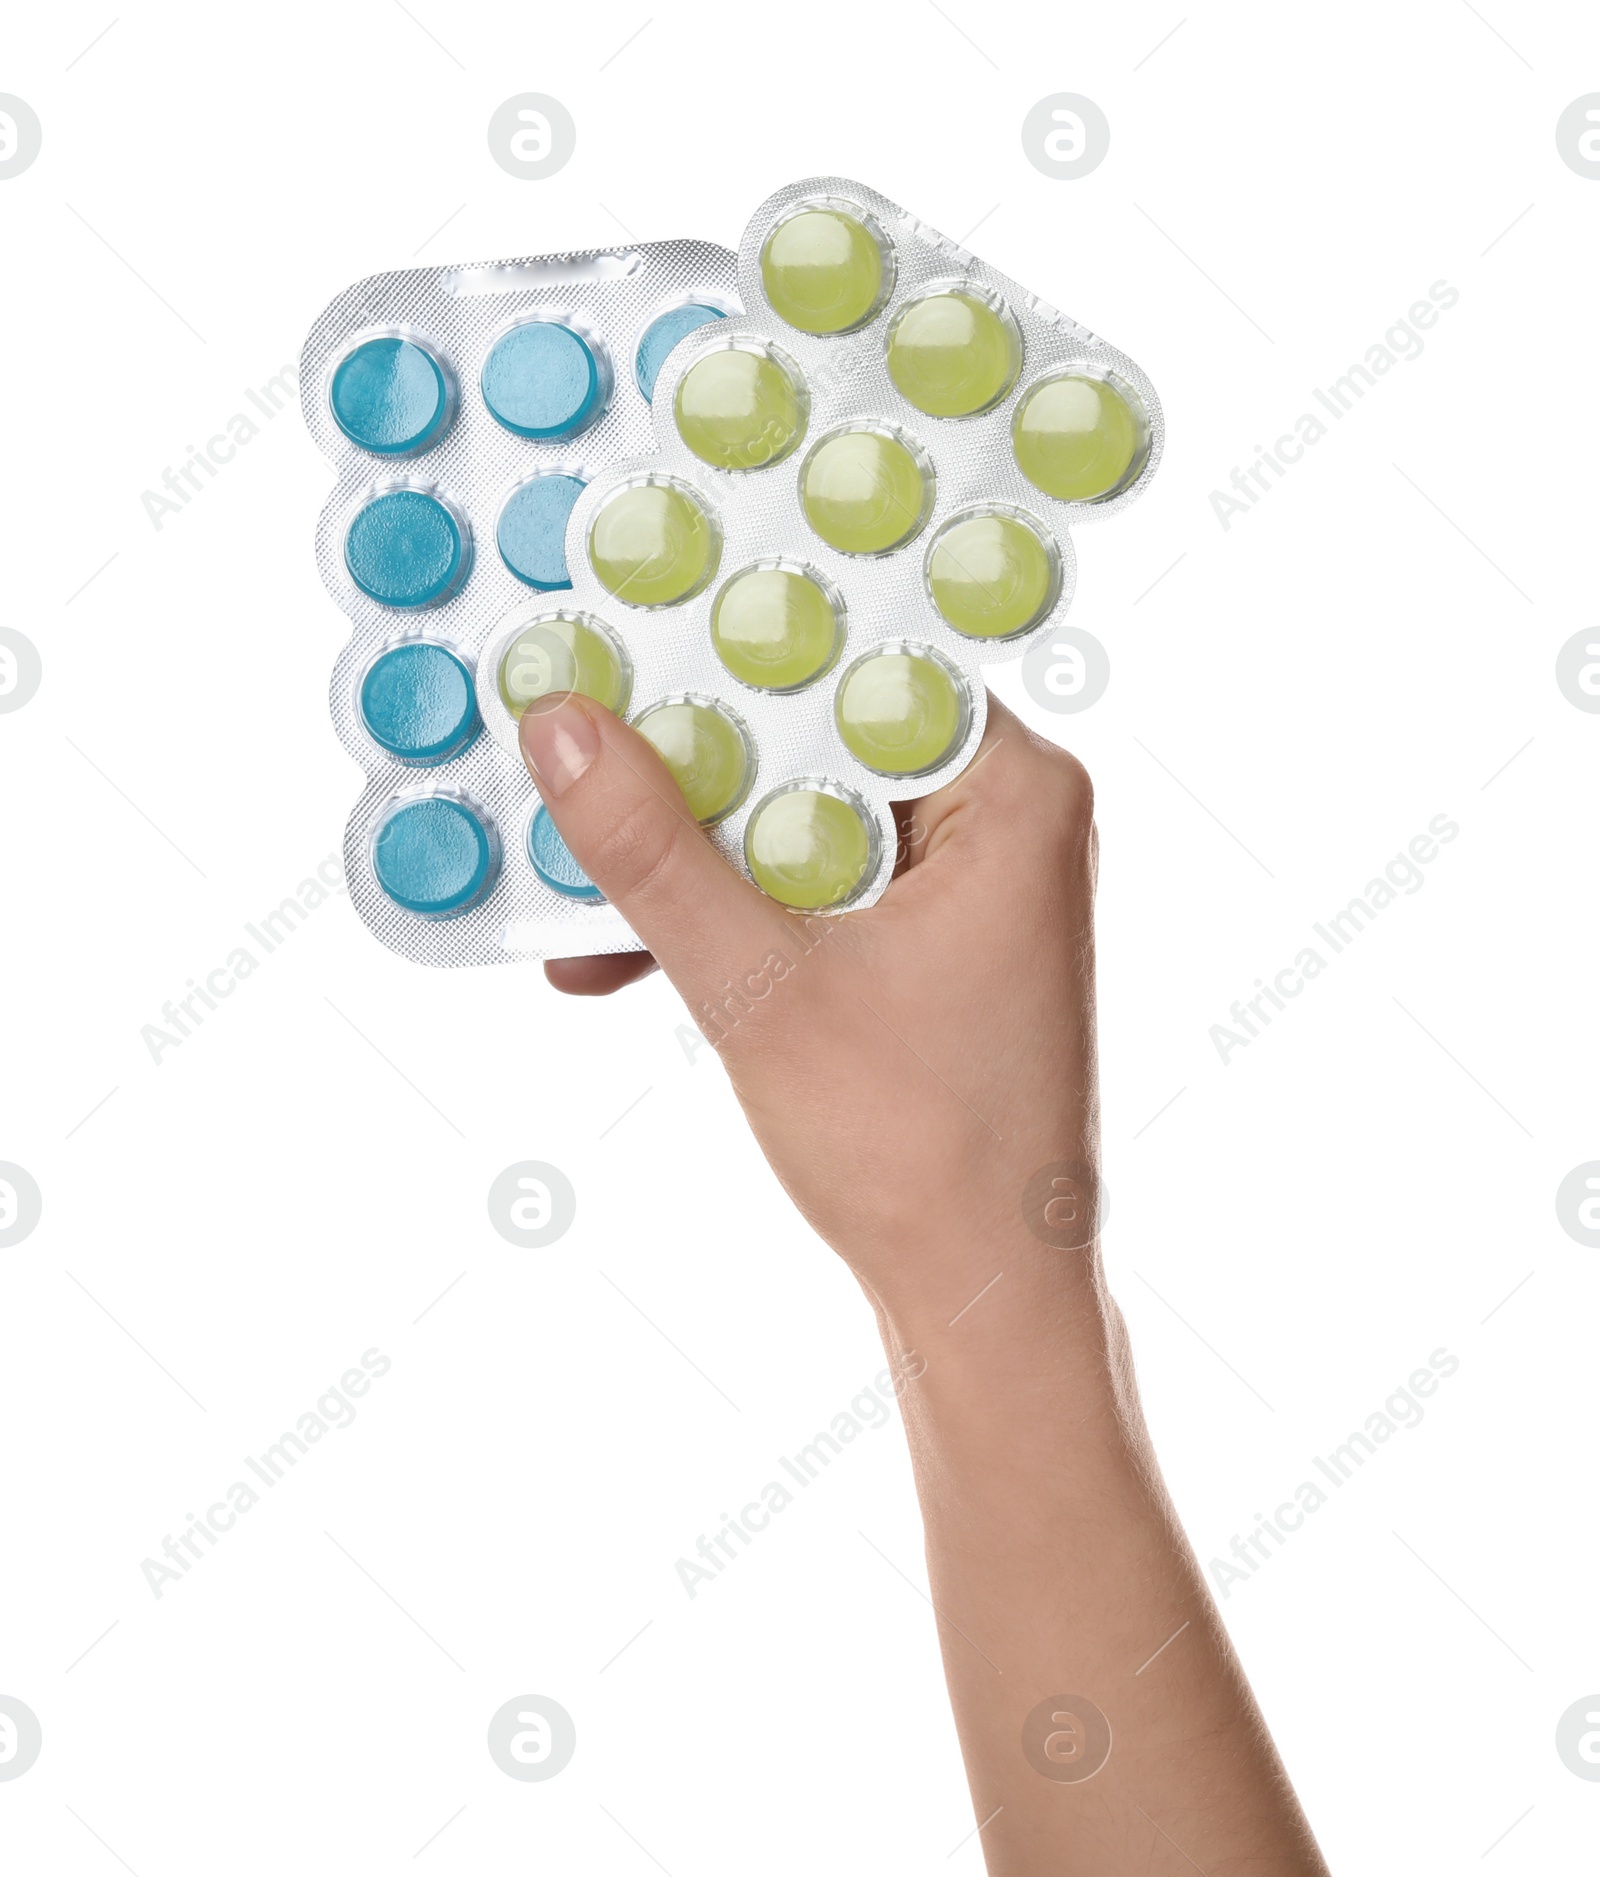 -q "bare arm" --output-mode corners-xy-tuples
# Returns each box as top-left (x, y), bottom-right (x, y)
(876, 1270), (1323, 1872)
(521, 690), (1328, 1874)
